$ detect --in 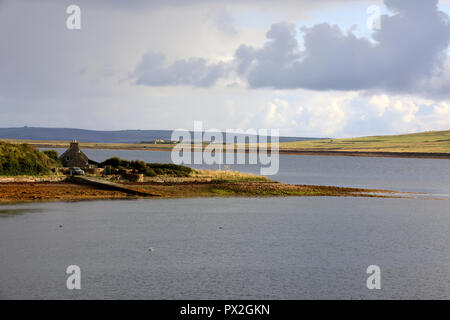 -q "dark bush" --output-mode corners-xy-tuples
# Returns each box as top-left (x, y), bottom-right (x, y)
(116, 165), (128, 174)
(99, 157), (192, 177)
(147, 163), (193, 177)
(101, 157), (124, 167)
(130, 160), (147, 172)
